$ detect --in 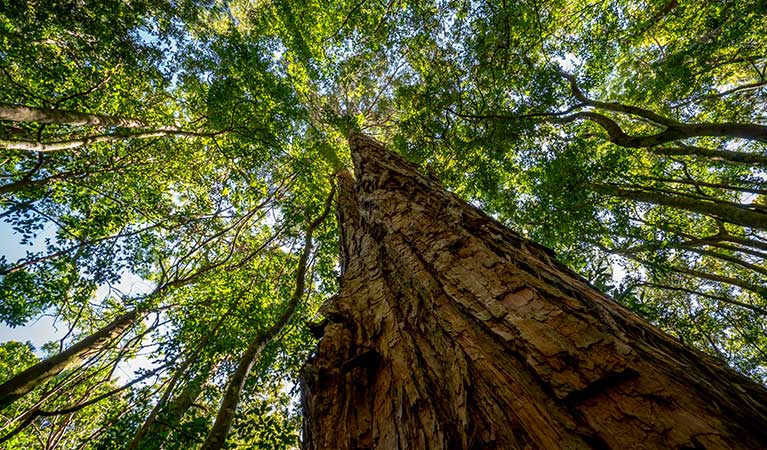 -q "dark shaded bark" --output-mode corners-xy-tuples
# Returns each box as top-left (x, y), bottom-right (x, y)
(301, 132), (767, 449)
